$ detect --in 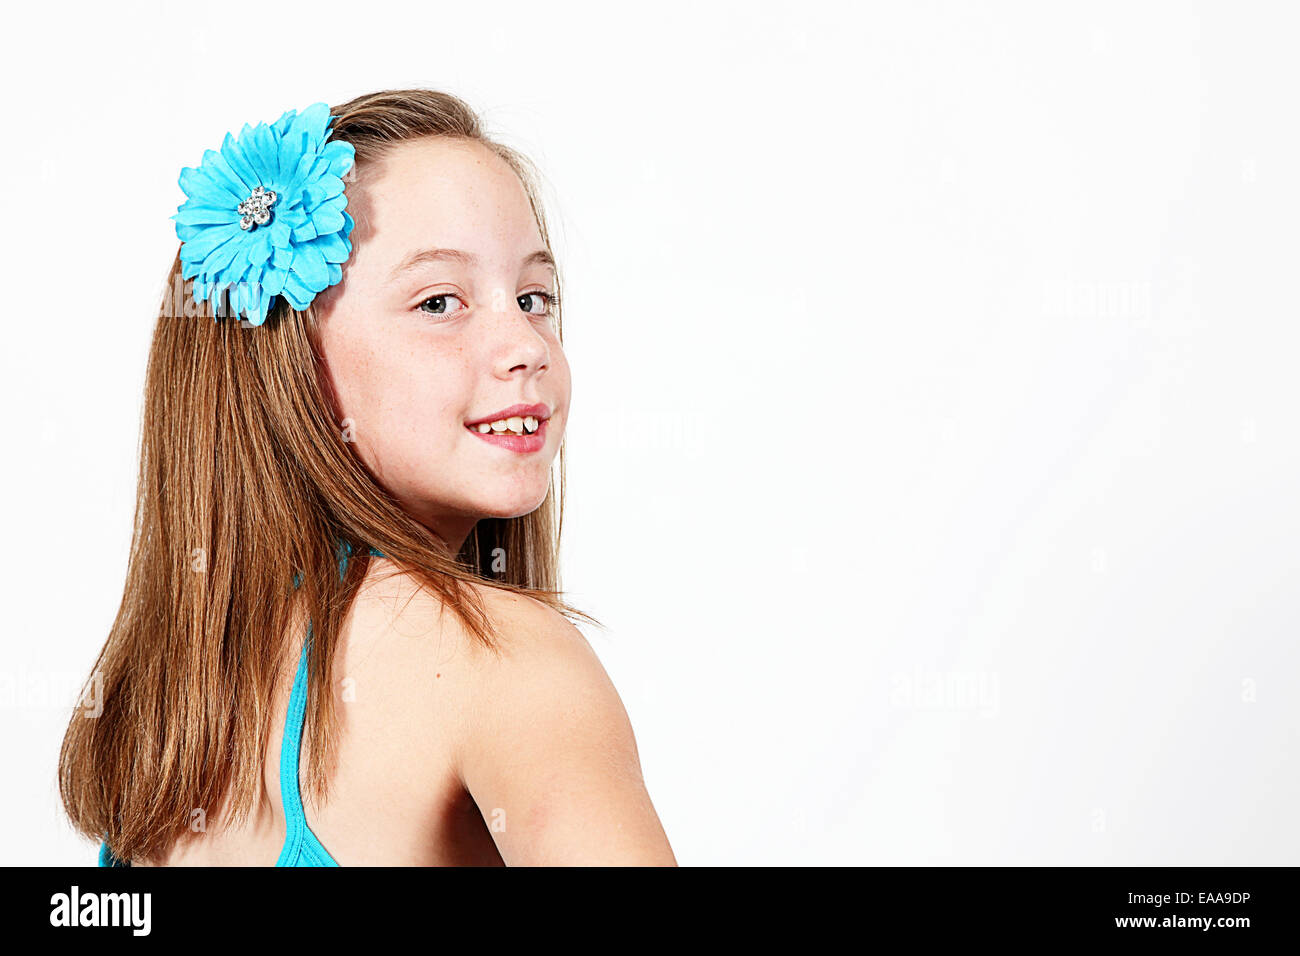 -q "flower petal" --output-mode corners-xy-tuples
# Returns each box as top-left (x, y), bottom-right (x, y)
(244, 278), (266, 323)
(200, 148), (251, 199)
(302, 174), (345, 212)
(179, 165), (240, 205)
(202, 236), (243, 275)
(287, 102), (331, 154)
(290, 242), (328, 290)
(177, 220), (220, 242)
(181, 222), (242, 261)
(246, 123), (281, 185)
(278, 129), (308, 185)
(270, 219), (293, 249)
(323, 141), (355, 178)
(248, 229), (273, 267)
(282, 151), (317, 199)
(225, 243), (253, 291)
(282, 269), (314, 310)
(279, 205), (308, 229)
(312, 231), (351, 263)
(221, 131), (261, 191)
(175, 204), (238, 226)
(310, 203), (345, 235)
(262, 264), (288, 296)
(271, 107), (297, 138)
(249, 294), (272, 326)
